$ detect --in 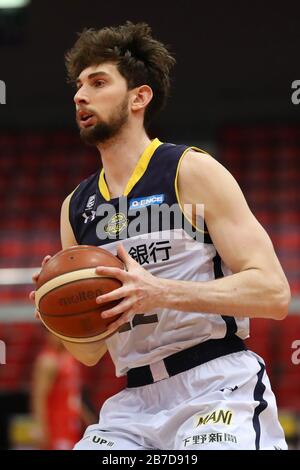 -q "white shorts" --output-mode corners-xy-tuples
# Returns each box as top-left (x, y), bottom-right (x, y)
(74, 350), (287, 450)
